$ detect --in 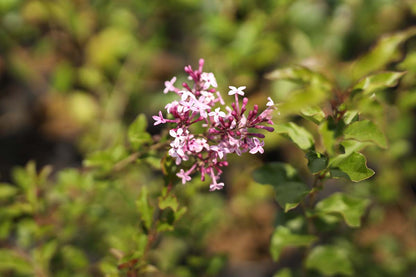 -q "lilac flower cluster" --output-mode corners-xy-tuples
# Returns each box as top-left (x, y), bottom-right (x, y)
(153, 59), (276, 191)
